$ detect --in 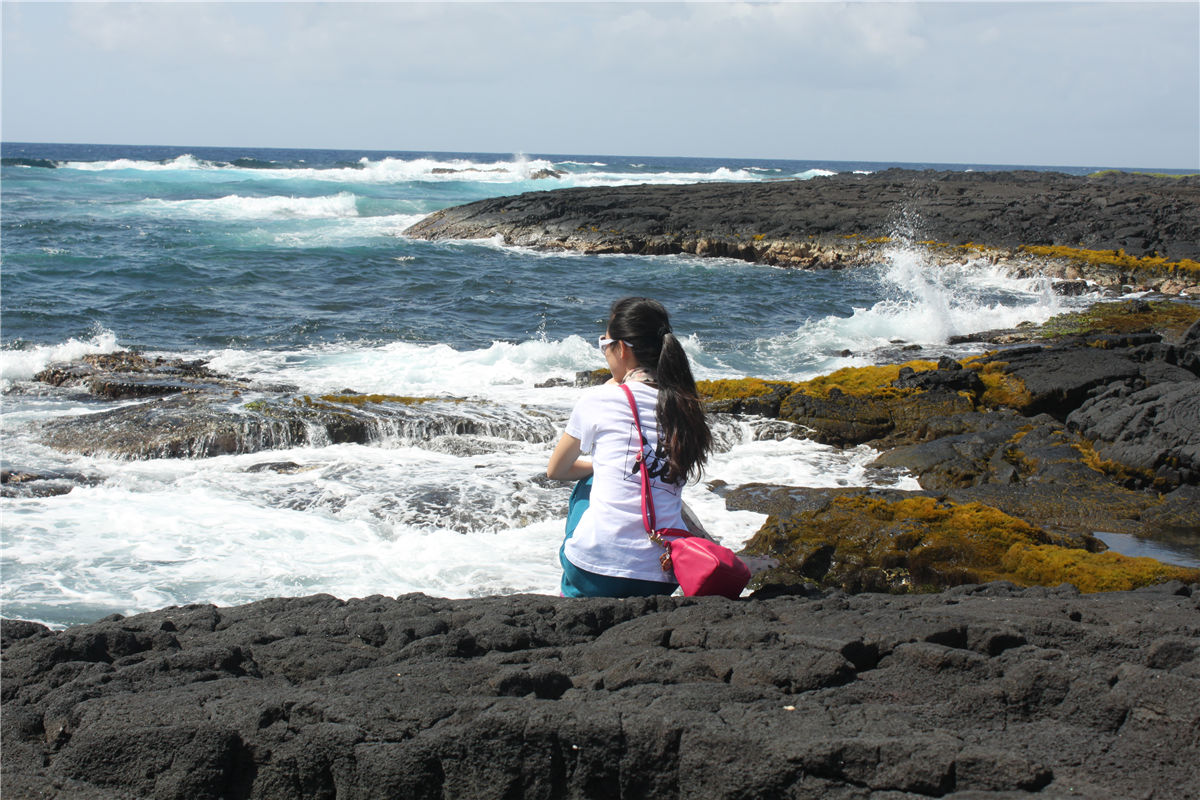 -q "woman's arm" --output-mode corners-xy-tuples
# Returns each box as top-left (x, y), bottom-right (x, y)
(547, 433), (593, 481)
